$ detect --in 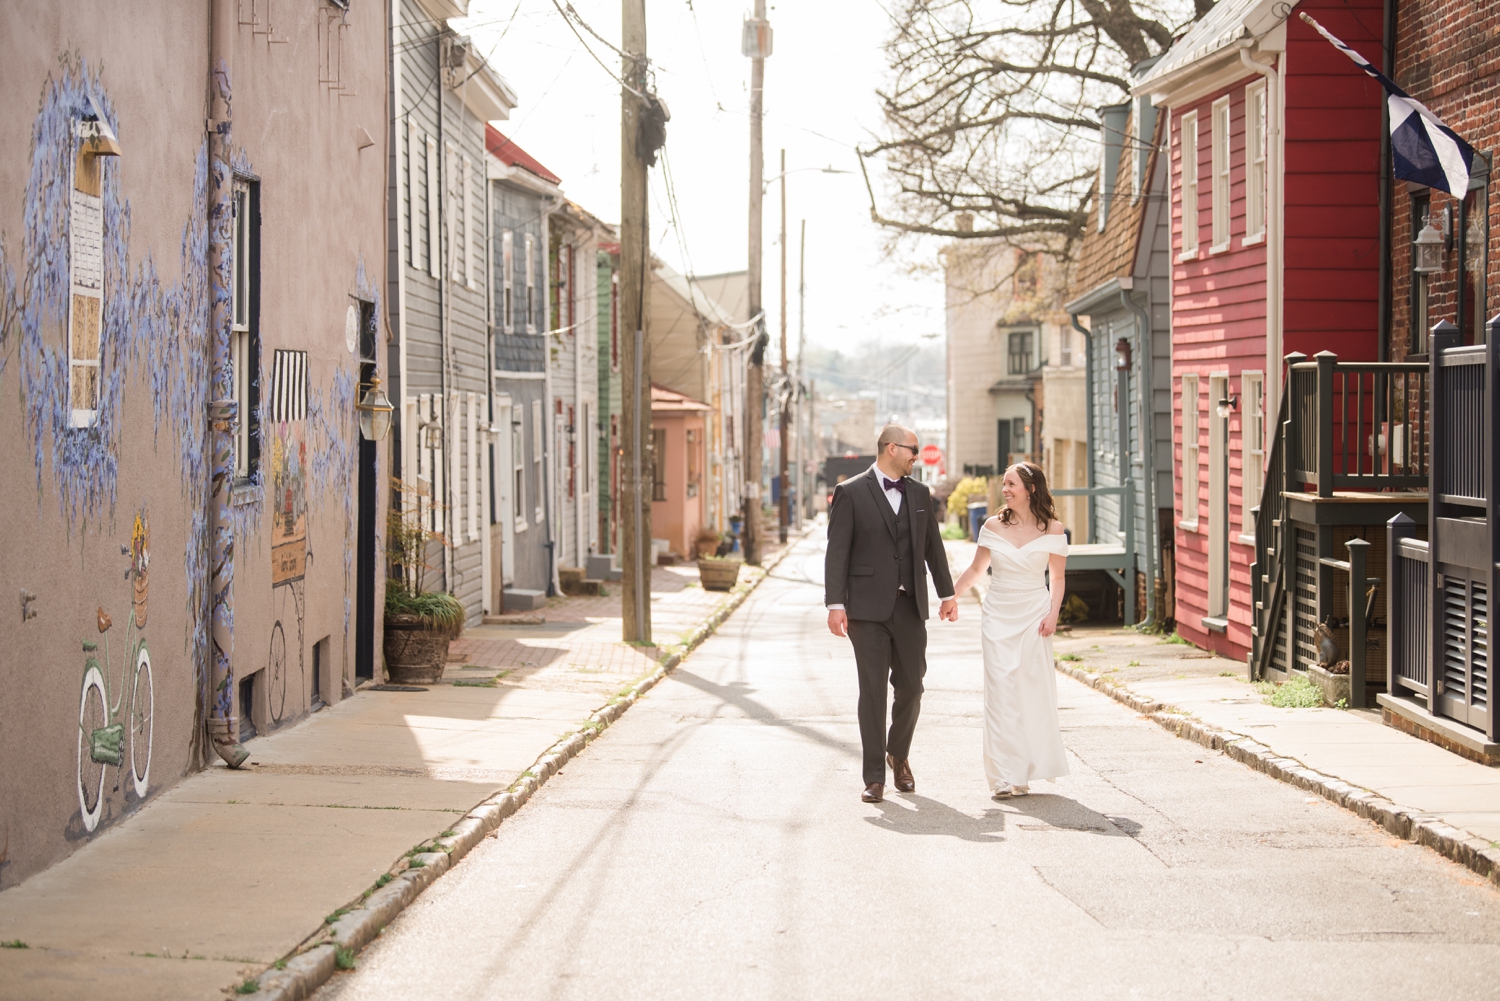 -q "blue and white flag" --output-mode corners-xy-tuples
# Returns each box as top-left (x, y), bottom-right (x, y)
(1299, 12), (1475, 197)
